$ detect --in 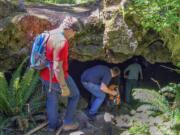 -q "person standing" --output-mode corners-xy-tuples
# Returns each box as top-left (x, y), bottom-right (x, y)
(40, 16), (81, 132)
(124, 59), (143, 104)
